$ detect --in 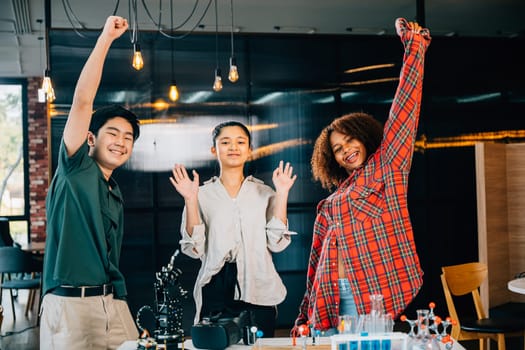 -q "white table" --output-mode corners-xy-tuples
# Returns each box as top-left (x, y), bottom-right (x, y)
(118, 339), (250, 349)
(119, 336), (466, 349)
(508, 277), (525, 294)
